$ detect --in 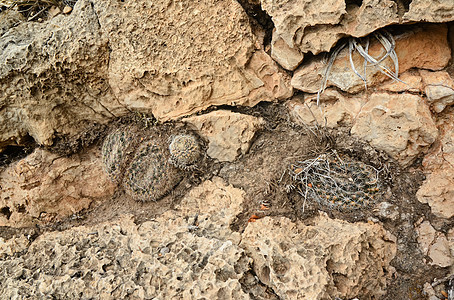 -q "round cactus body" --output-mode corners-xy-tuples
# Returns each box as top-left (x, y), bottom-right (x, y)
(123, 140), (183, 202)
(101, 127), (136, 183)
(168, 134), (201, 170)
